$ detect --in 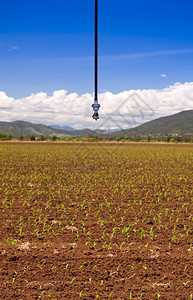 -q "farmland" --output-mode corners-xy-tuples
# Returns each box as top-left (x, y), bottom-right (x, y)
(0, 142), (193, 299)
